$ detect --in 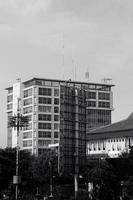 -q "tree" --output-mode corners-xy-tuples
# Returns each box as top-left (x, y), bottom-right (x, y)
(86, 159), (120, 200)
(0, 148), (16, 198)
